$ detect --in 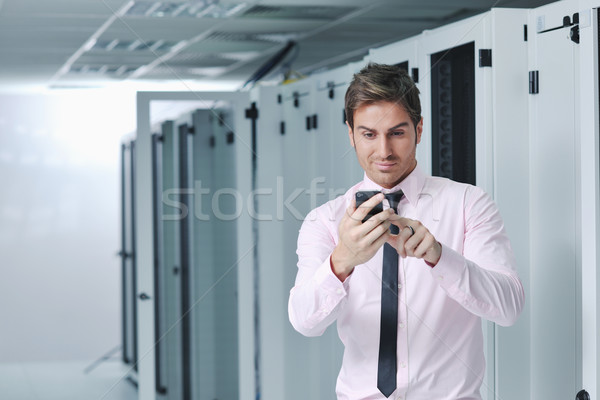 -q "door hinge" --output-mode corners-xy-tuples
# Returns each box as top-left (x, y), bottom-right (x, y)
(524, 24), (528, 41)
(245, 102), (259, 120)
(529, 71), (539, 94)
(293, 92), (300, 108)
(328, 81), (335, 99)
(280, 121), (285, 135)
(479, 49), (492, 67)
